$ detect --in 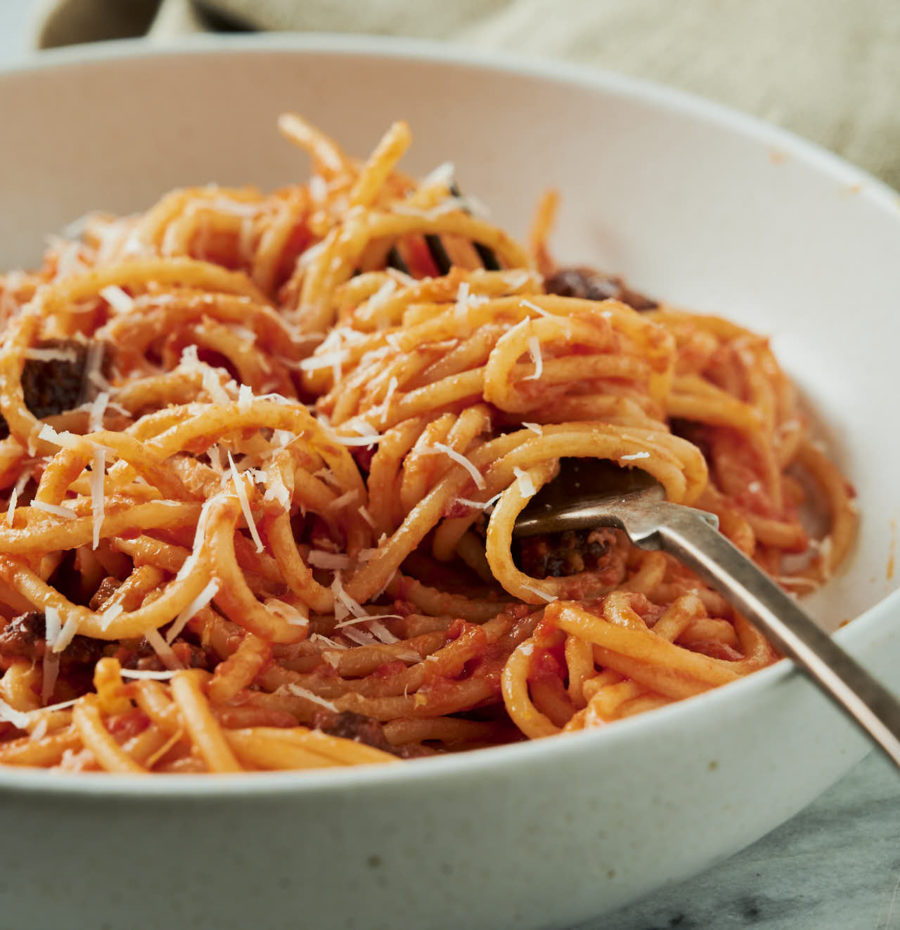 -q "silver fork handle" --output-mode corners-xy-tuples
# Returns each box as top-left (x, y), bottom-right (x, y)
(620, 502), (900, 769)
